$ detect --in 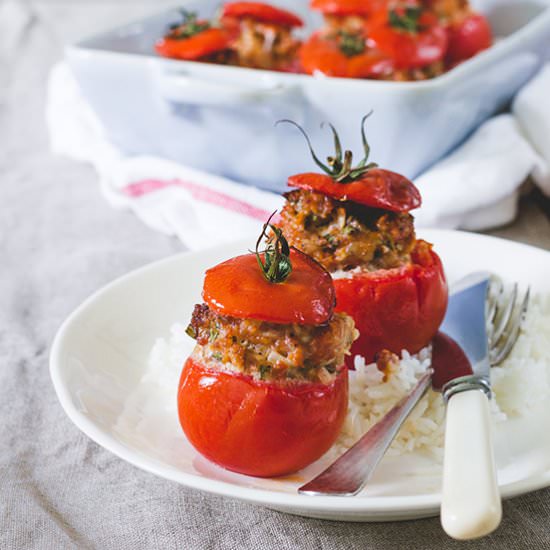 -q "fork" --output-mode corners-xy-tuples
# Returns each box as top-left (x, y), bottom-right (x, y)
(298, 276), (530, 497)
